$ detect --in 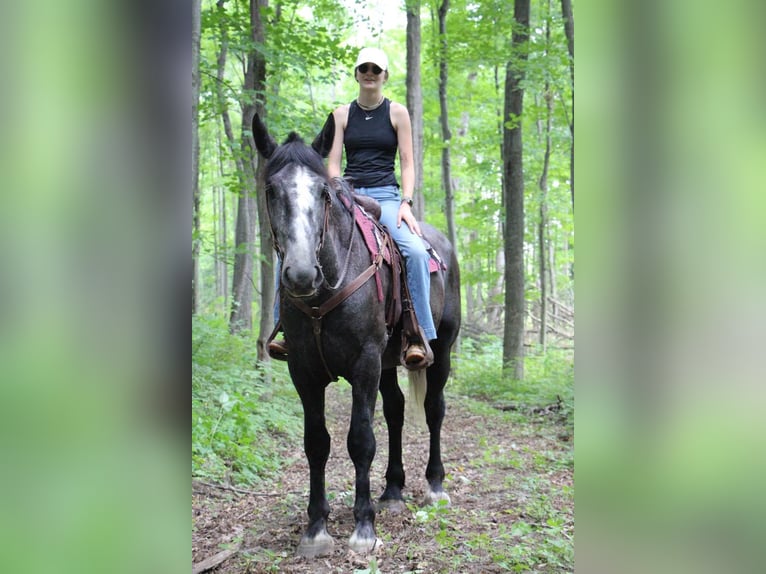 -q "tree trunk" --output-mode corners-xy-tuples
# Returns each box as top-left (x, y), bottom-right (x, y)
(251, 0), (274, 360)
(537, 3), (553, 350)
(466, 228), (477, 323)
(228, 167), (256, 333)
(214, 129), (229, 311)
(502, 0), (530, 381)
(488, 237), (505, 330)
(437, 0), (458, 254)
(220, 0), (258, 333)
(538, 191), (549, 350)
(192, 0), (201, 314)
(405, 0), (425, 219)
(560, 0), (574, 211)
(215, 129), (229, 309)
